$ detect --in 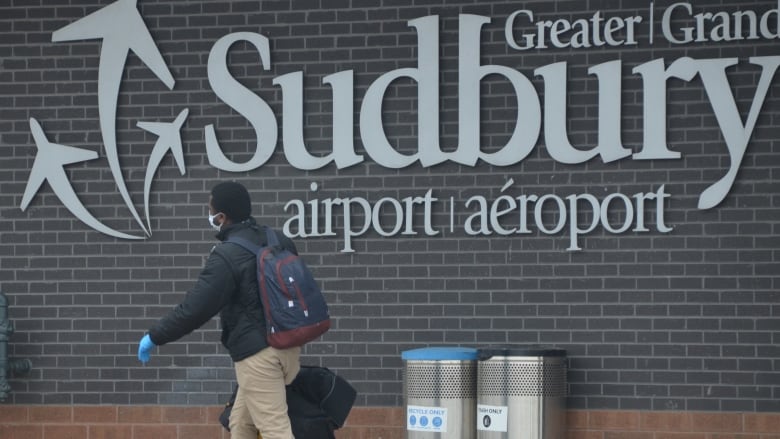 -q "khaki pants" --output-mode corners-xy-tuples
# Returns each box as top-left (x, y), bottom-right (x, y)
(229, 346), (301, 439)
